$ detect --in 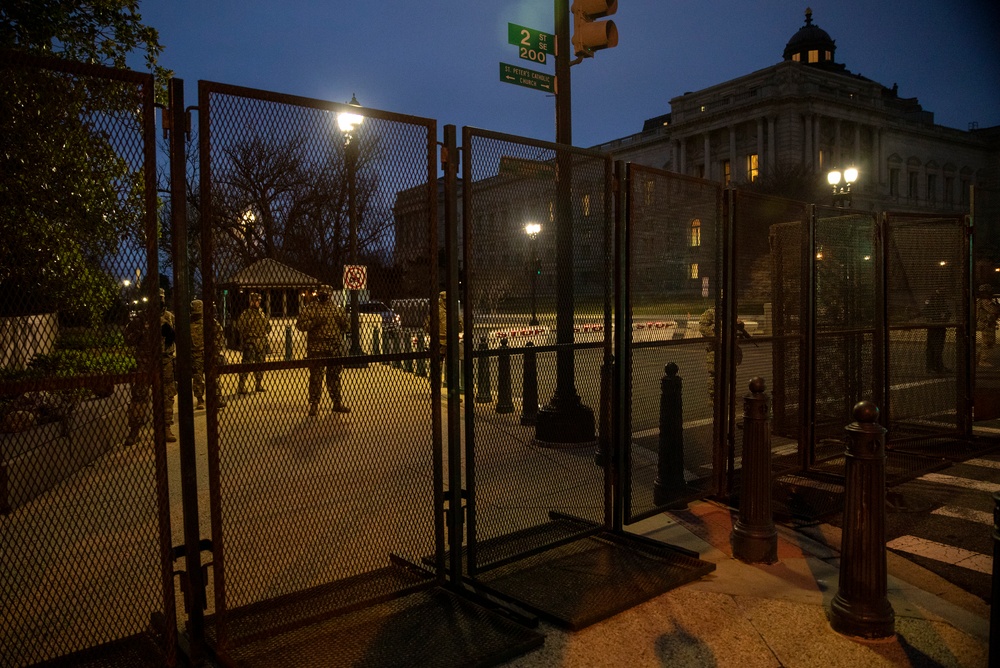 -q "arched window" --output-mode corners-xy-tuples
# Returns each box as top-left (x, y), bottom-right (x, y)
(690, 218), (701, 247)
